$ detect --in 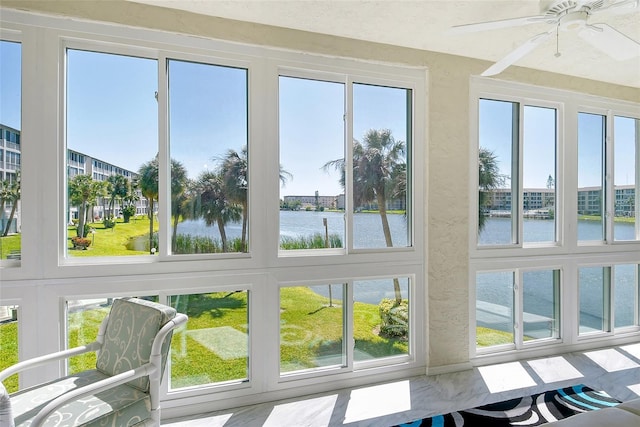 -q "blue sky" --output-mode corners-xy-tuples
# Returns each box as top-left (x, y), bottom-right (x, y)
(1, 41), (636, 195)
(480, 99), (637, 189)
